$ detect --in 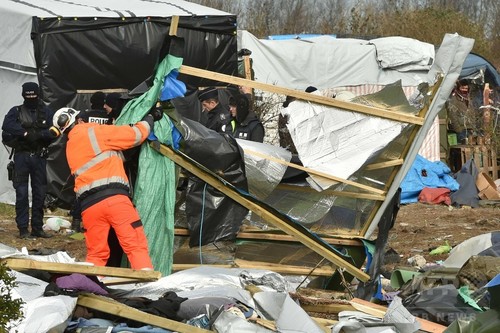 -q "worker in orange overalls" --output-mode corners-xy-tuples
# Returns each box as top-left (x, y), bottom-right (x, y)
(52, 106), (163, 270)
